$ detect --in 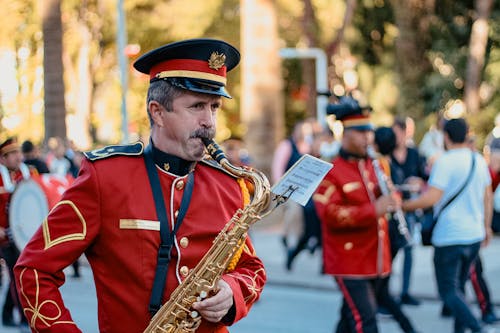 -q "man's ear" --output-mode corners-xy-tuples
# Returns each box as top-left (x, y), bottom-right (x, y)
(148, 101), (164, 127)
